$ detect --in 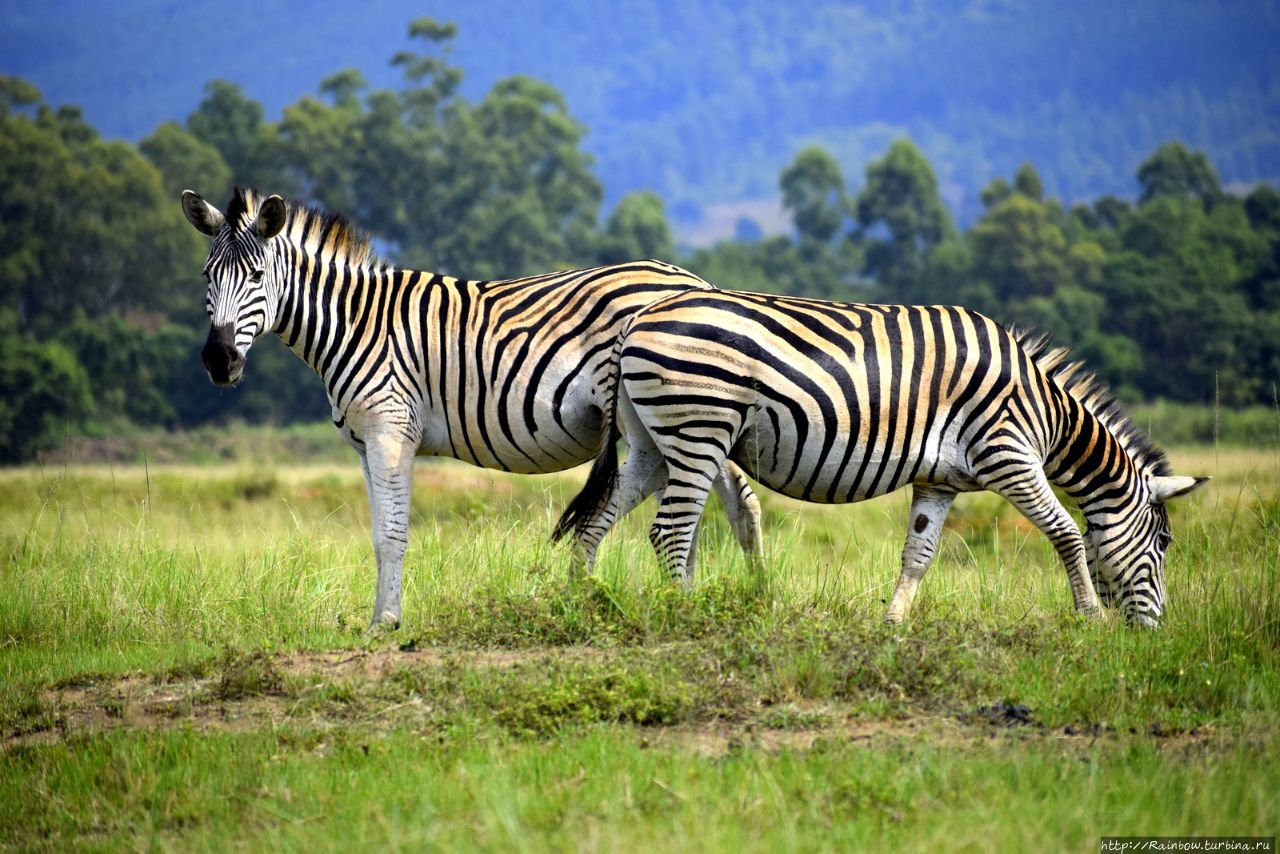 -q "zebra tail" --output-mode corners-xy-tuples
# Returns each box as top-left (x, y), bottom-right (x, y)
(551, 344), (625, 543)
(551, 409), (620, 543)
